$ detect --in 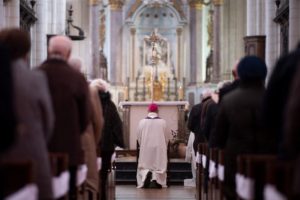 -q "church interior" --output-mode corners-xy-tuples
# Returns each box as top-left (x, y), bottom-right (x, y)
(0, 0), (300, 199)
